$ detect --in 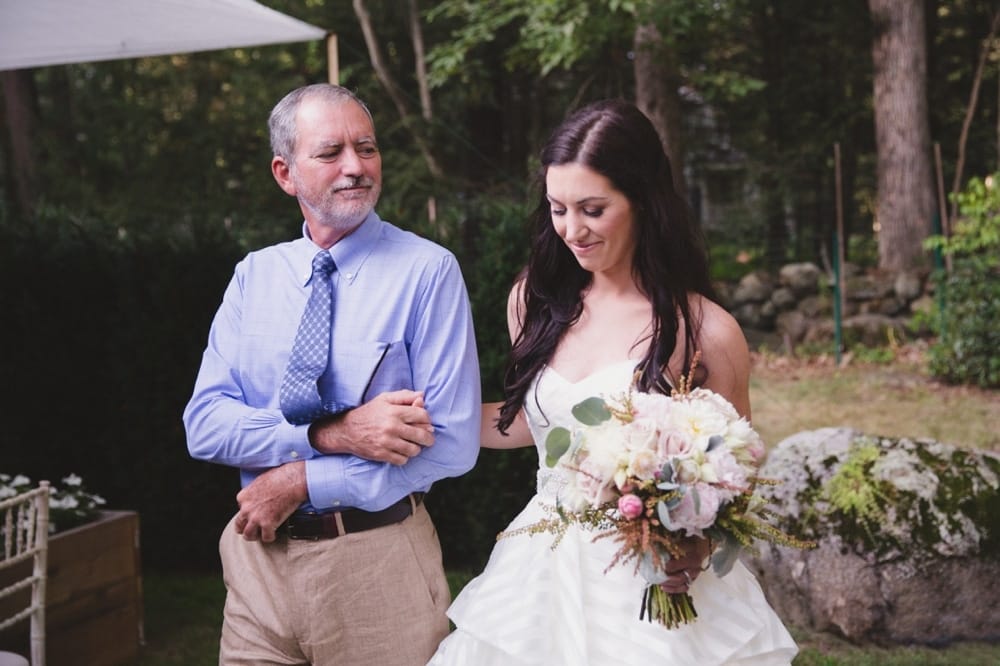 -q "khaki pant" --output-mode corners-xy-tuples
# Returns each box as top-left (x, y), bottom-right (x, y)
(218, 503), (450, 666)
